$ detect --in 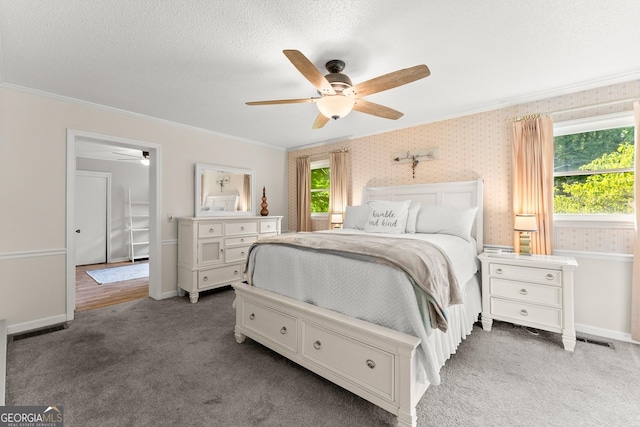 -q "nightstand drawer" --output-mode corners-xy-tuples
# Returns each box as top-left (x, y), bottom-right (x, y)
(491, 298), (562, 329)
(490, 279), (562, 307)
(490, 263), (561, 285)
